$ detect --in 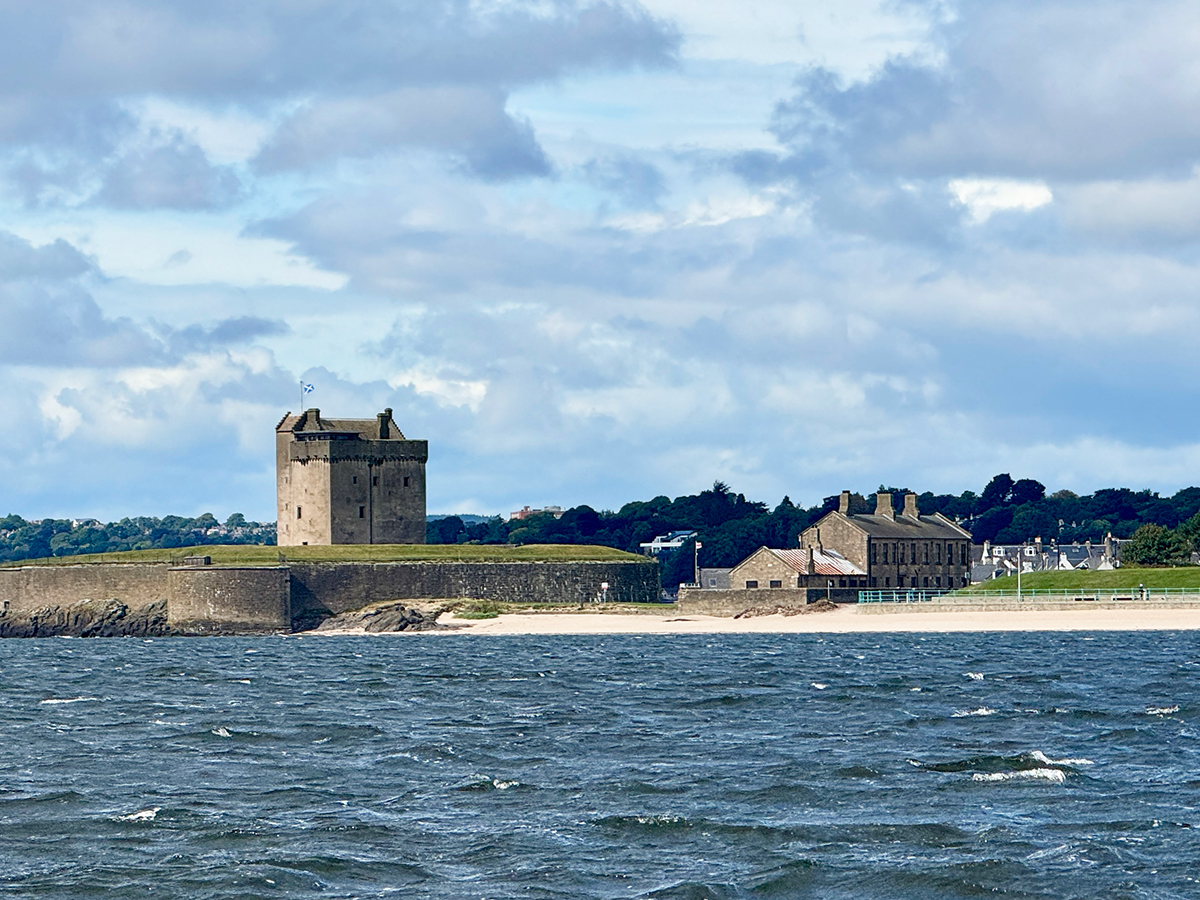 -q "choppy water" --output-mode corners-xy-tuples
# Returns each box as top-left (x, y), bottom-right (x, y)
(2, 632), (1200, 899)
